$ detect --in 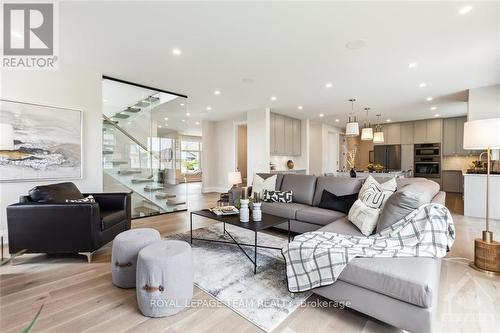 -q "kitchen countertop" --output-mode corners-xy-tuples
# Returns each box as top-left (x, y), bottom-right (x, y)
(463, 172), (500, 177)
